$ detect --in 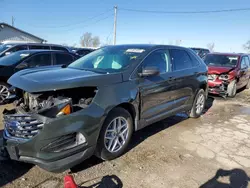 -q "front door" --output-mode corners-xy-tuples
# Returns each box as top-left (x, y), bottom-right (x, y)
(137, 49), (178, 126)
